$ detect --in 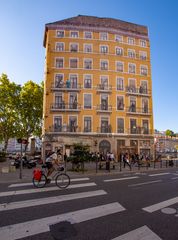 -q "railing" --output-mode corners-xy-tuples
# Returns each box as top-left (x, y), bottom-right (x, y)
(51, 83), (81, 91)
(126, 86), (151, 96)
(97, 126), (112, 133)
(126, 107), (151, 115)
(51, 103), (81, 111)
(128, 127), (151, 135)
(48, 125), (81, 133)
(96, 104), (112, 112)
(96, 84), (112, 92)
